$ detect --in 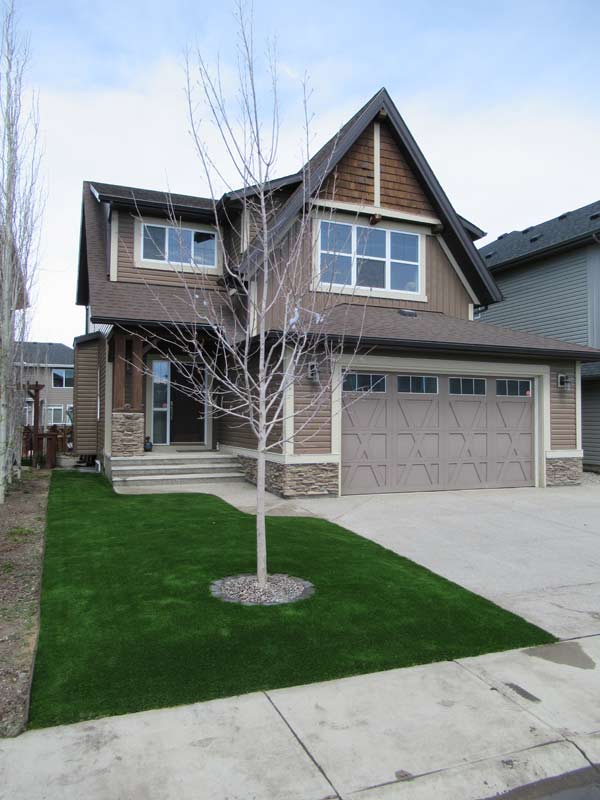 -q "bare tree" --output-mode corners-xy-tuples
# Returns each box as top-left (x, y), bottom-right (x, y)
(0, 0), (41, 503)
(131, 6), (367, 588)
